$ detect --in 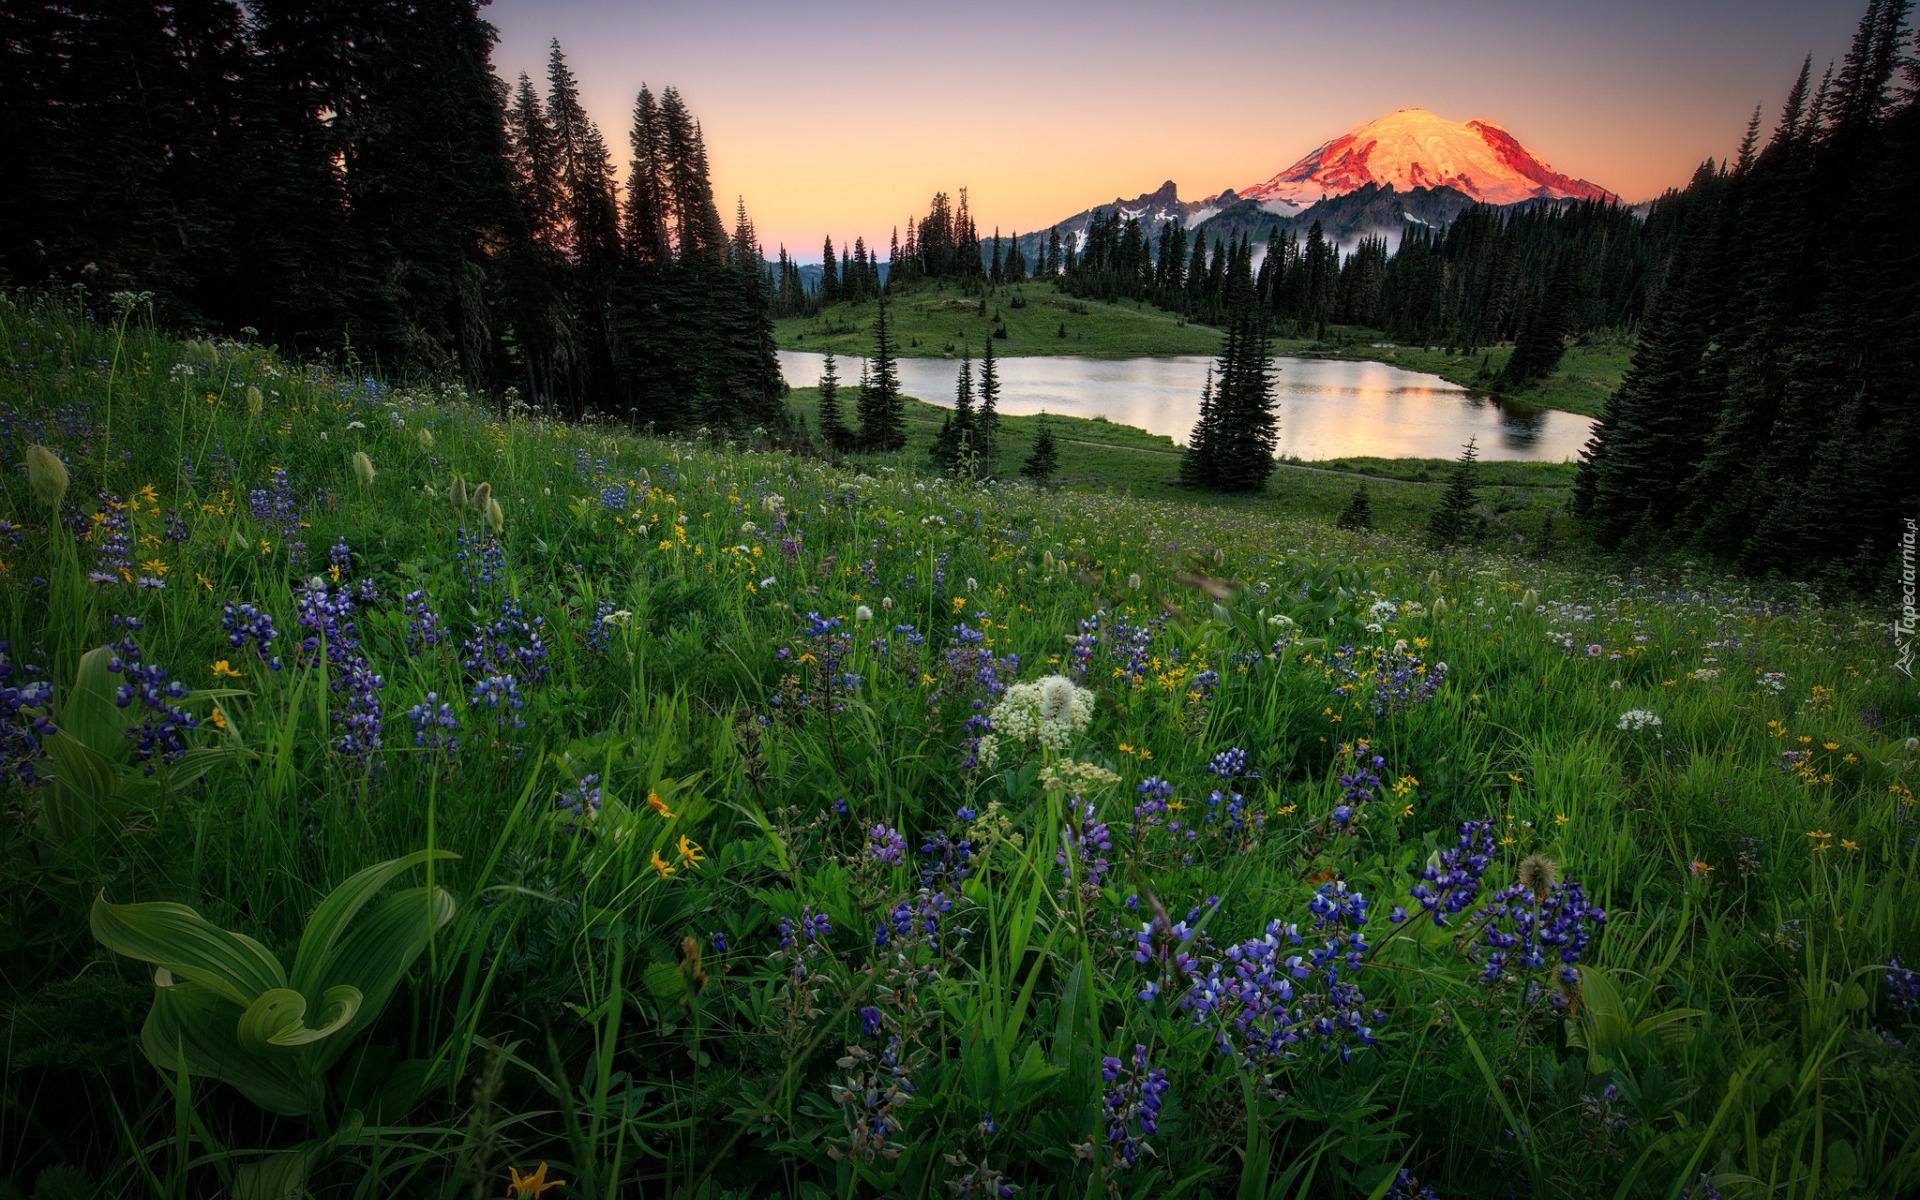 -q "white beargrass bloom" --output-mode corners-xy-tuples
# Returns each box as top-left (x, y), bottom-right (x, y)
(983, 675), (1095, 764)
(855, 605), (873, 622)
